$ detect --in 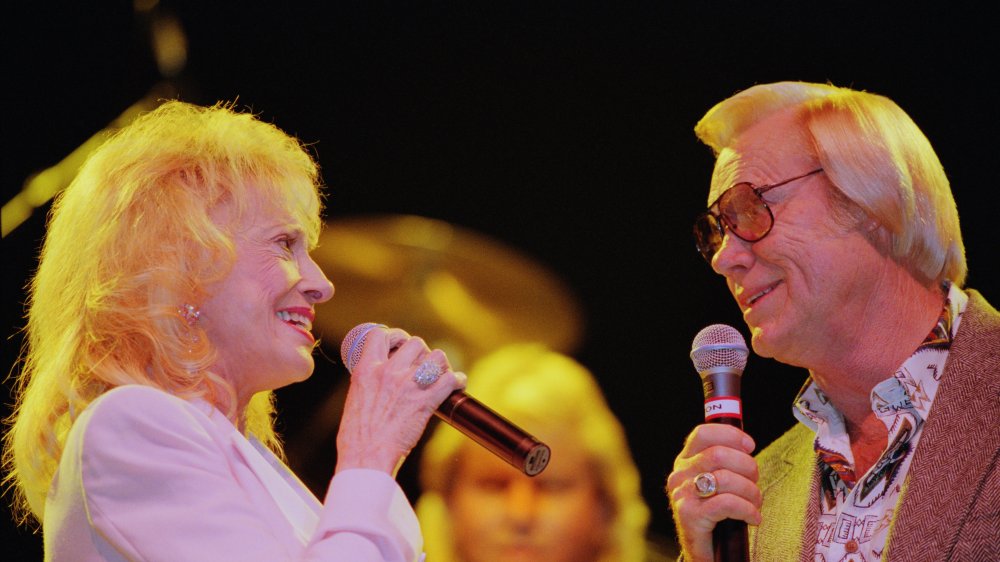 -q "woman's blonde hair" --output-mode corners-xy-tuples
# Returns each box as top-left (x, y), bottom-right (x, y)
(3, 100), (324, 524)
(415, 344), (651, 562)
(695, 81), (966, 286)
